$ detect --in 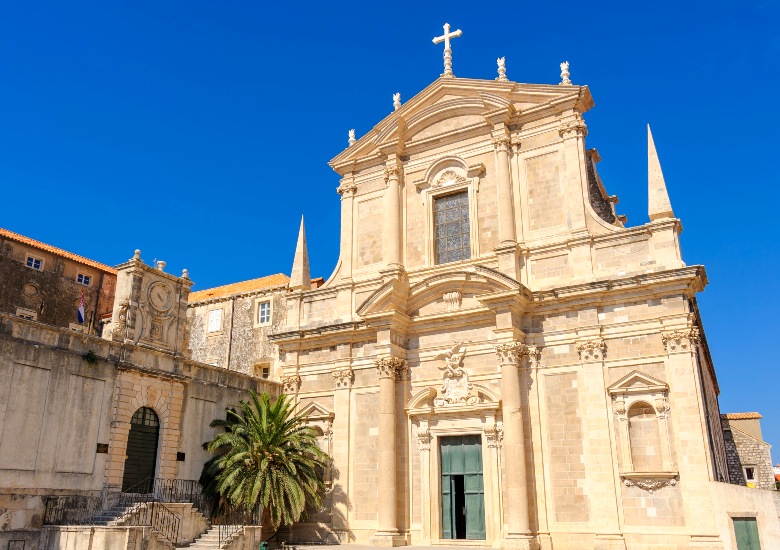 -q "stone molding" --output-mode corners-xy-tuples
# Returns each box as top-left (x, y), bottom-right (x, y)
(577, 338), (606, 361)
(332, 369), (354, 389)
(433, 170), (468, 189)
(281, 375), (302, 393)
(336, 181), (357, 197)
(661, 327), (700, 353)
(374, 356), (407, 381)
(443, 291), (462, 311)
